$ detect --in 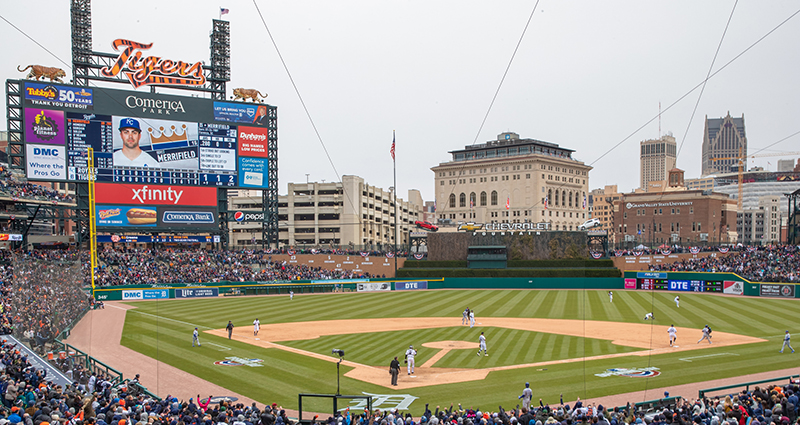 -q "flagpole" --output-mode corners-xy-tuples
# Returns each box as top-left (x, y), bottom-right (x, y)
(393, 130), (398, 279)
